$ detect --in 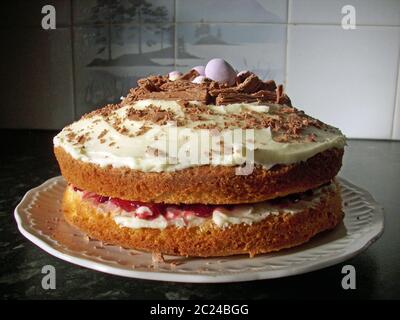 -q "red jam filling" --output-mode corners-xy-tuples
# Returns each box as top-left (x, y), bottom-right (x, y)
(73, 185), (229, 221)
